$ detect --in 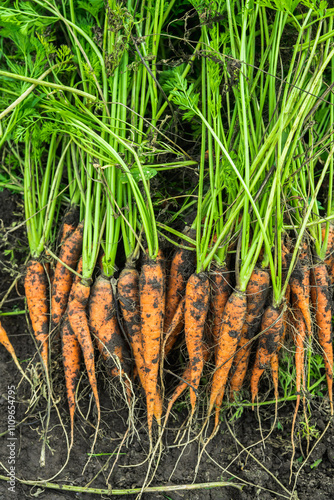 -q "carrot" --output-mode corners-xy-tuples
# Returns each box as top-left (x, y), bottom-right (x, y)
(117, 266), (143, 368)
(290, 261), (311, 338)
(270, 353), (279, 402)
(58, 206), (79, 249)
(290, 308), (307, 448)
(89, 275), (131, 380)
(24, 259), (49, 373)
(184, 272), (210, 416)
(229, 268), (270, 399)
(61, 313), (80, 446)
(208, 291), (247, 425)
(163, 240), (195, 350)
(250, 305), (284, 406)
(68, 278), (100, 426)
(139, 251), (165, 436)
(165, 343), (210, 425)
(164, 296), (185, 357)
(51, 221), (84, 327)
(0, 320), (30, 383)
(310, 263), (333, 412)
(209, 264), (231, 351)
